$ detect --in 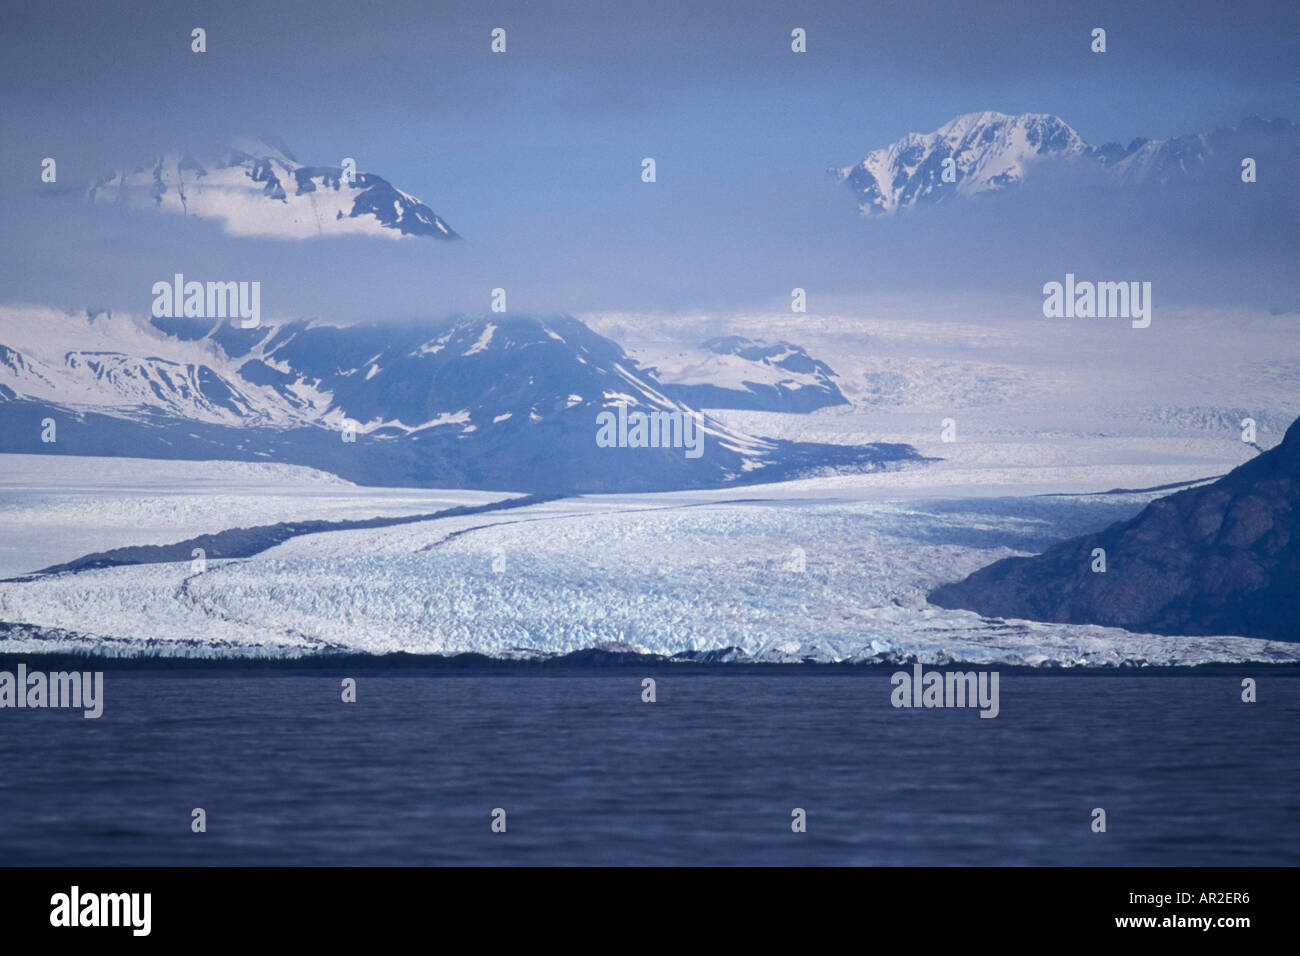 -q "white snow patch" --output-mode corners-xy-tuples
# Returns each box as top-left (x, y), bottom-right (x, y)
(463, 324), (496, 356)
